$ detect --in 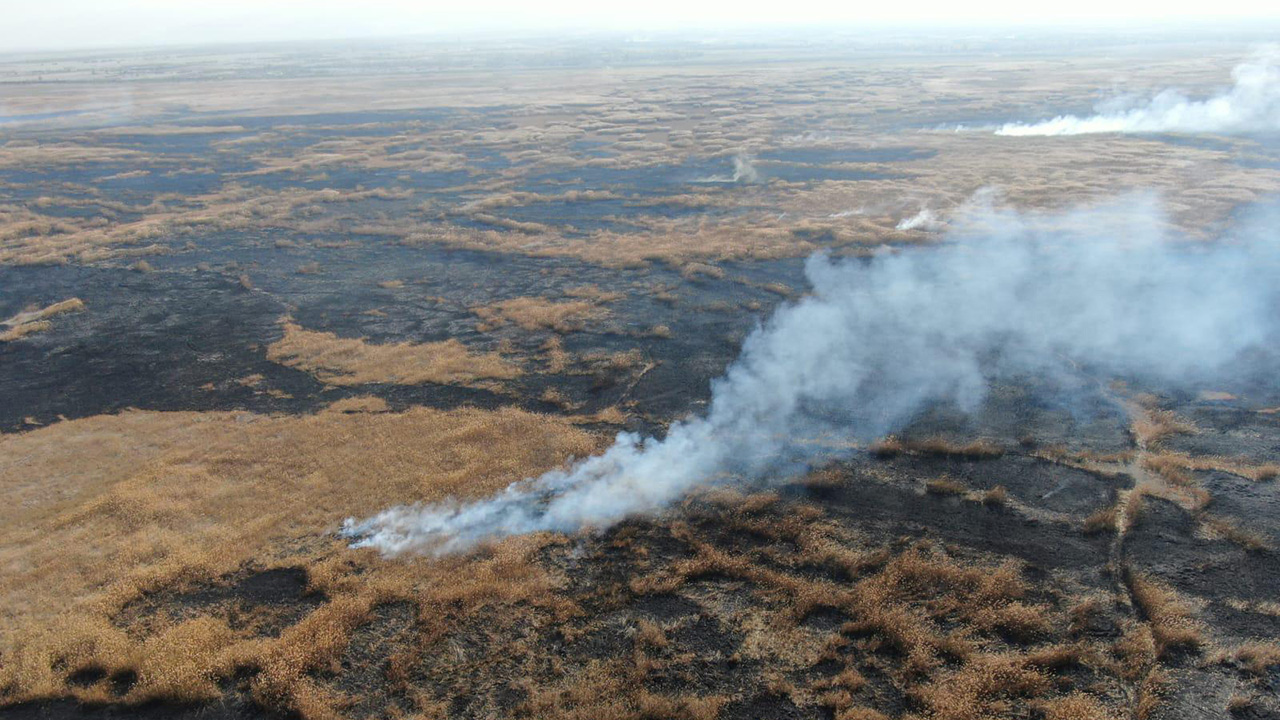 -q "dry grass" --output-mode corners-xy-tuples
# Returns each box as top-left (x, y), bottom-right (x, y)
(564, 285), (624, 303)
(679, 262), (726, 281)
(925, 477), (967, 496)
(1143, 450), (1280, 483)
(267, 319), (518, 388)
(323, 396), (391, 414)
(1123, 571), (1204, 656)
(0, 321), (52, 342)
(1134, 668), (1169, 720)
(1202, 515), (1271, 552)
(1130, 408), (1197, 448)
(0, 298), (85, 341)
(870, 436), (1003, 460)
(1224, 598), (1280, 617)
(980, 485), (1009, 507)
(2, 298), (86, 327)
(1233, 642), (1280, 676)
(473, 297), (606, 333)
(1082, 505), (1118, 535)
(0, 405), (604, 707)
